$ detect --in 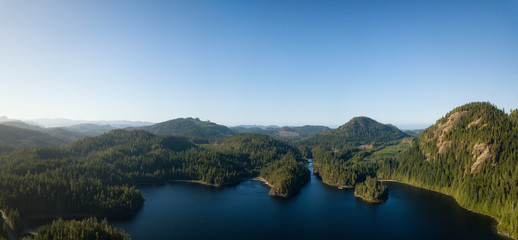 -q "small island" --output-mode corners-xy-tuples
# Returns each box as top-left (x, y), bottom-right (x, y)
(354, 176), (389, 203)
